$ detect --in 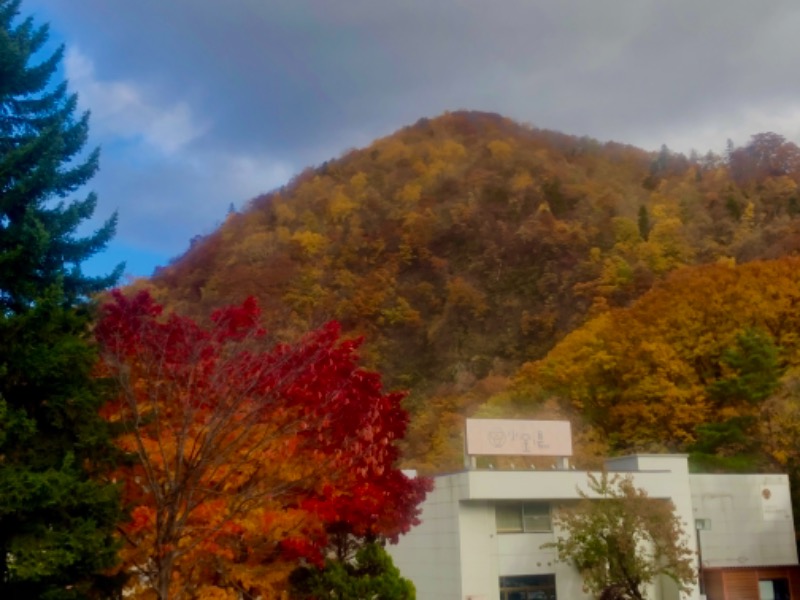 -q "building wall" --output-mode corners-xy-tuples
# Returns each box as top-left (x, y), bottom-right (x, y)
(690, 474), (798, 569)
(452, 500), (593, 600)
(459, 457), (700, 600)
(704, 569), (725, 599)
(702, 566), (800, 600)
(458, 501), (500, 600)
(391, 457), (797, 600)
(496, 530), (556, 578)
(388, 475), (465, 600)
